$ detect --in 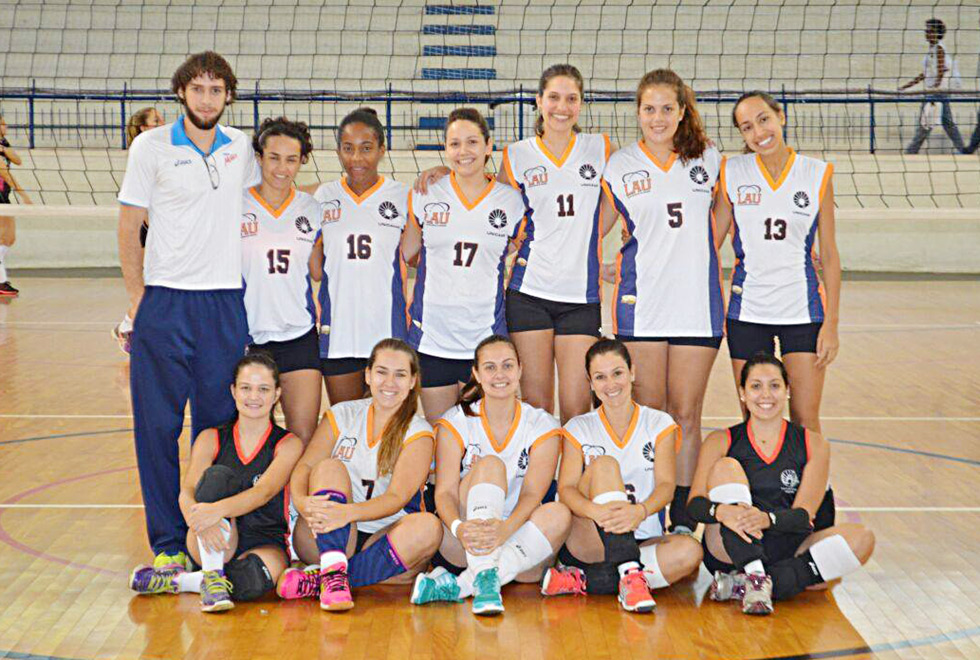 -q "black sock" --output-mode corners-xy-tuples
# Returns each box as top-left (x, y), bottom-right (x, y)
(769, 550), (824, 601)
(720, 525), (766, 570)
